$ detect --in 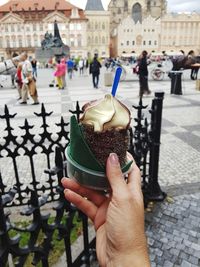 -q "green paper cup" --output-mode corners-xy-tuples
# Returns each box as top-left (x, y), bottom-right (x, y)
(65, 146), (131, 191)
